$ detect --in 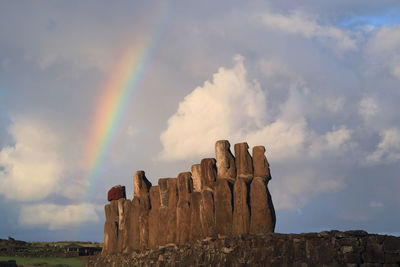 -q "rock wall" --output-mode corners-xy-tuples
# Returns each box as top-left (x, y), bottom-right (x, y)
(86, 231), (400, 267)
(102, 140), (276, 255)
